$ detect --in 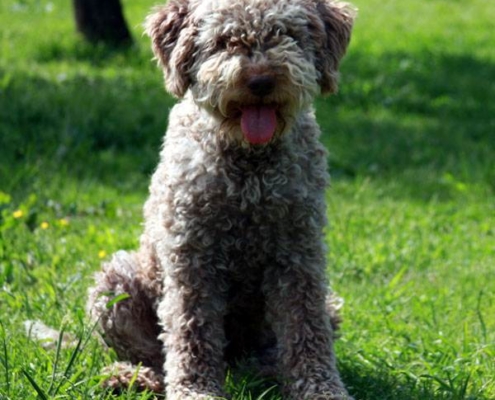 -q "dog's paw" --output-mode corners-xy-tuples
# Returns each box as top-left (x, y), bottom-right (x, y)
(286, 379), (353, 400)
(101, 362), (164, 393)
(166, 385), (228, 400)
(304, 392), (354, 400)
